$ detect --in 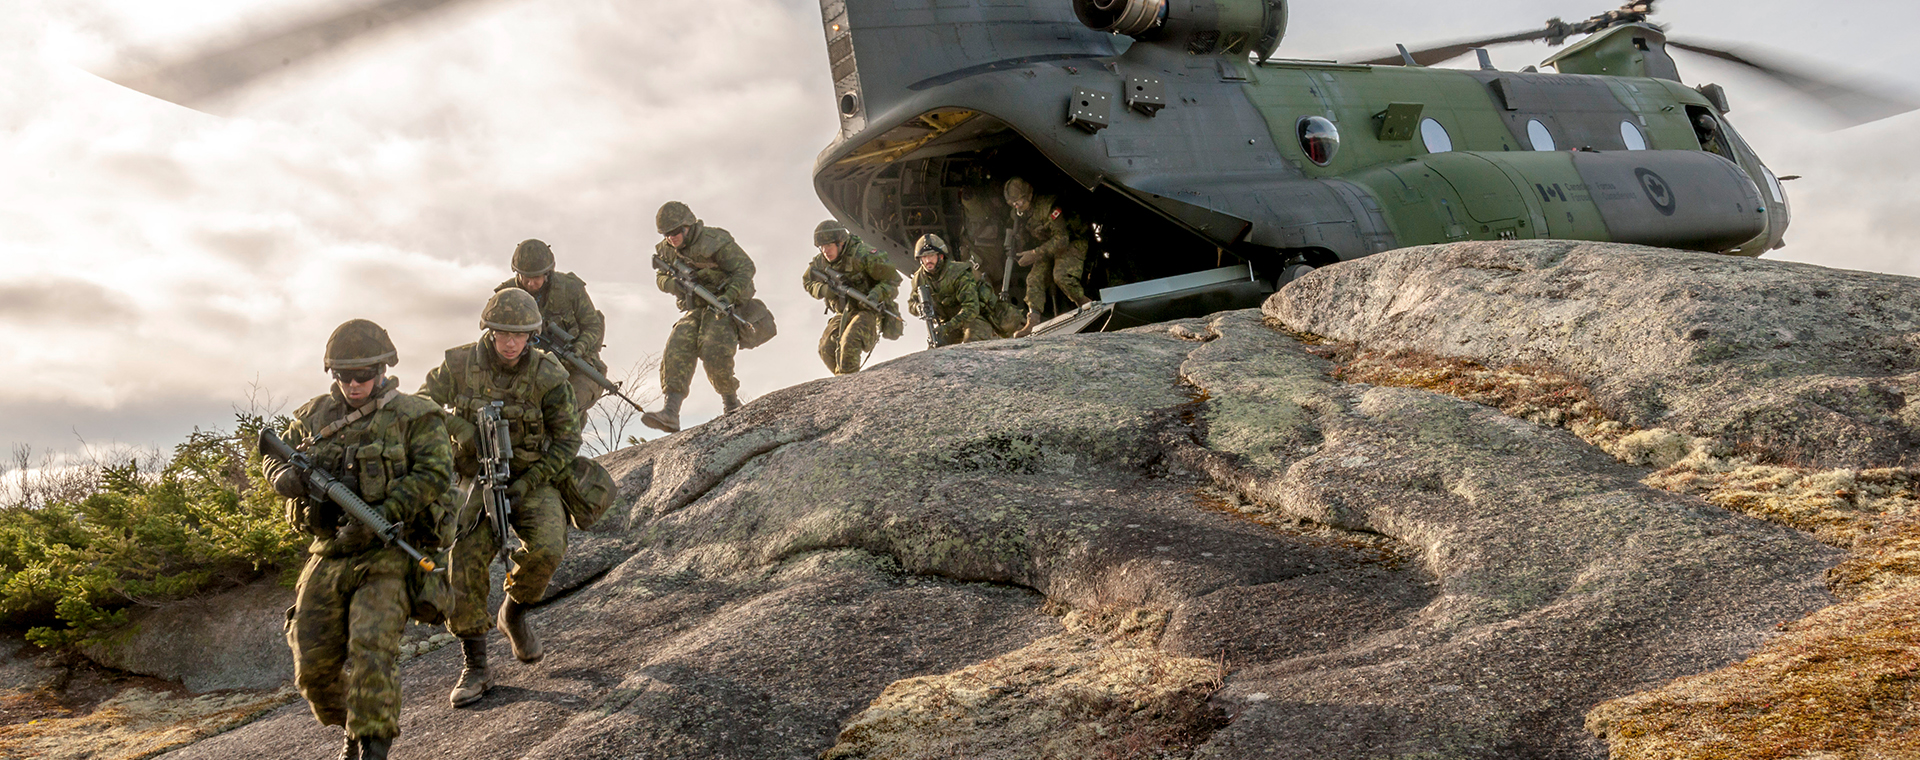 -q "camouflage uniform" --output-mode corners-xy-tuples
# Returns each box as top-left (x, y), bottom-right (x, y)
(656, 222), (756, 398)
(1014, 194), (1093, 314)
(269, 377), (453, 746)
(496, 272), (606, 423)
(803, 235), (901, 375)
(419, 340), (580, 638)
(959, 187), (1011, 293)
(909, 258), (996, 345)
